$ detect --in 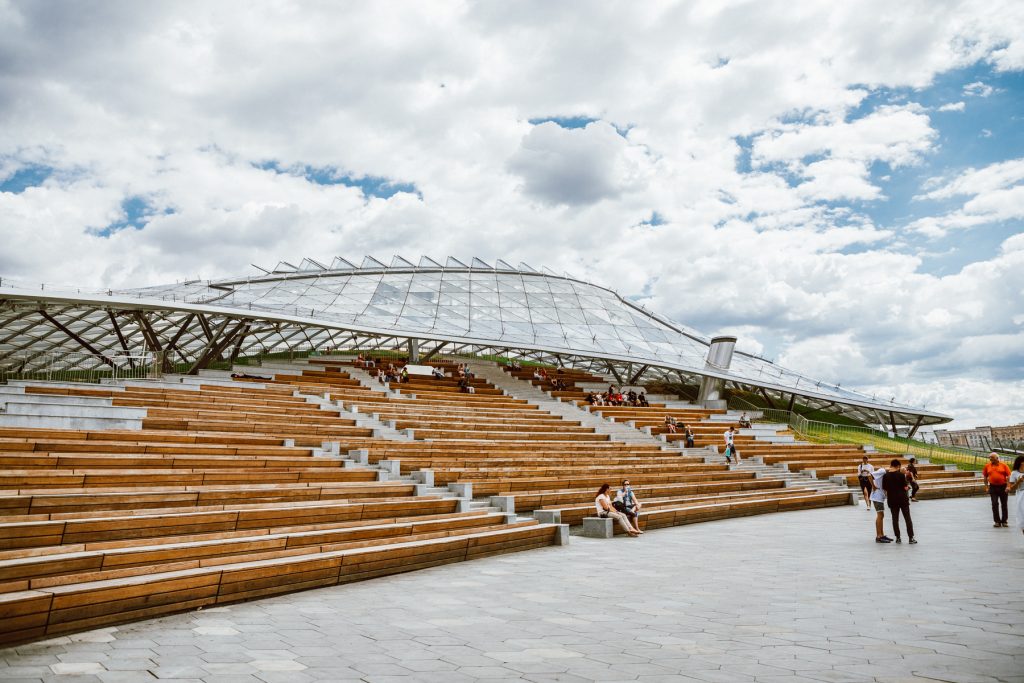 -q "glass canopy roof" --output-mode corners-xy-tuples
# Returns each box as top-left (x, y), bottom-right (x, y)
(0, 256), (949, 423)
(122, 258), (908, 410)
